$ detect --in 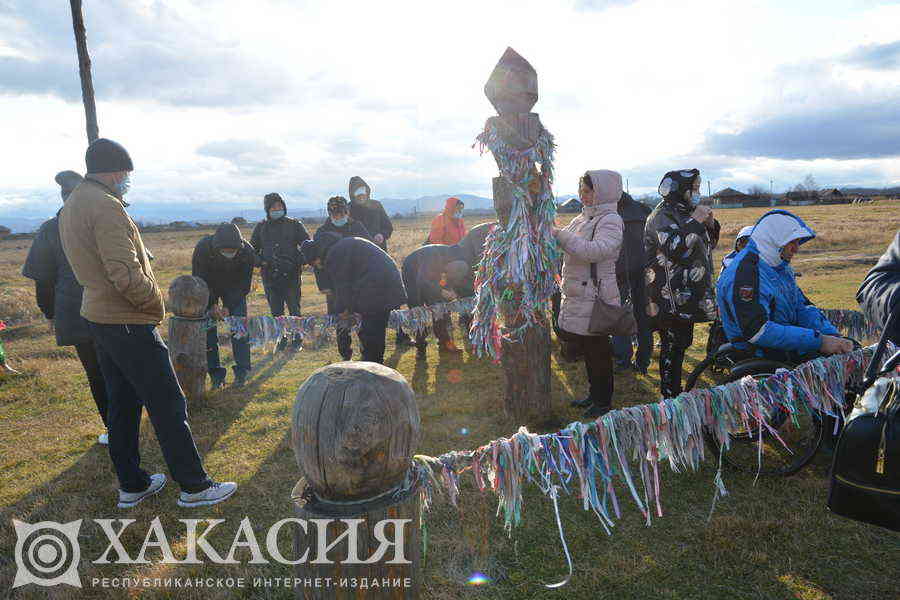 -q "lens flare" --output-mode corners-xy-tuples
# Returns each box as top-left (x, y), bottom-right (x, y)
(466, 572), (491, 586)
